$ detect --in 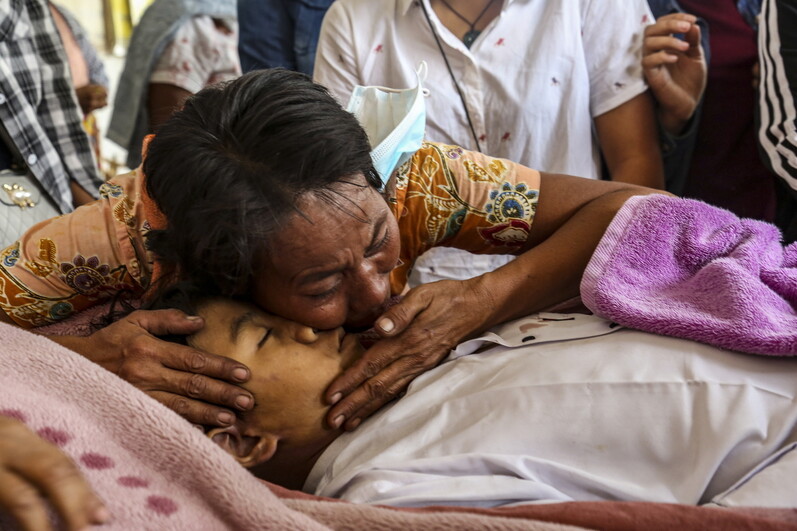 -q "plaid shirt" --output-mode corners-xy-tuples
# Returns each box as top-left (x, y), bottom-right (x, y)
(0, 0), (101, 213)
